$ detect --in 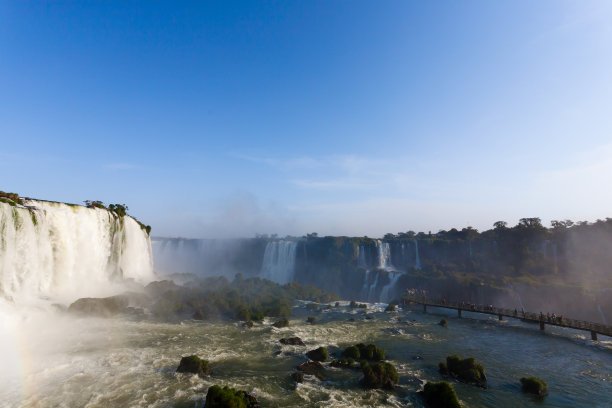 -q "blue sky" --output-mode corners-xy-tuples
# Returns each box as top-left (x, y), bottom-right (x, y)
(2, 1), (612, 238)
